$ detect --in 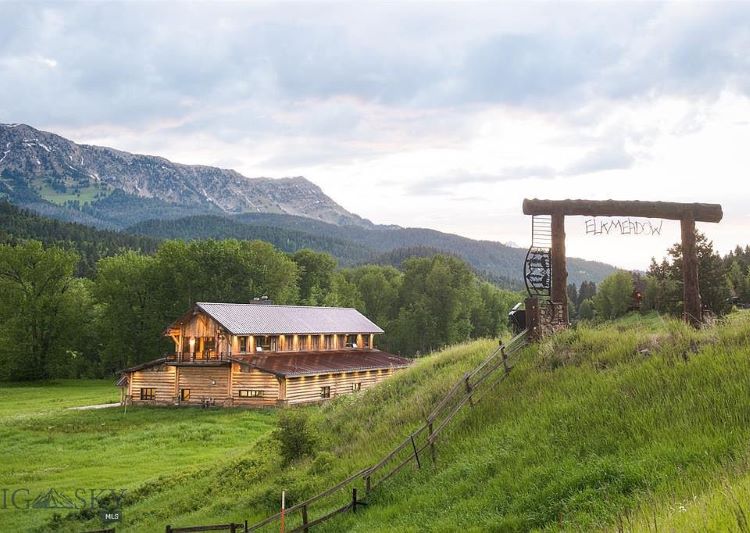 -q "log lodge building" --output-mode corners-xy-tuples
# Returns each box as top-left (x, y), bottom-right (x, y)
(119, 302), (411, 407)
